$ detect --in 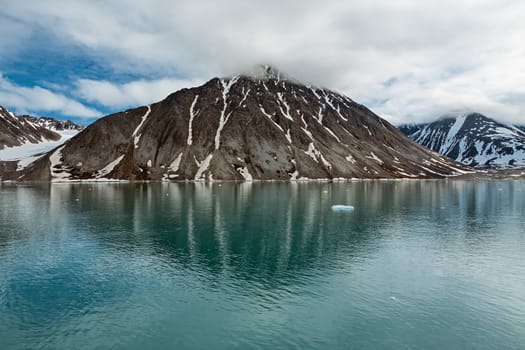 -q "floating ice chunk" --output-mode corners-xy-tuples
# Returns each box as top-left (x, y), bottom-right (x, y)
(331, 205), (354, 212)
